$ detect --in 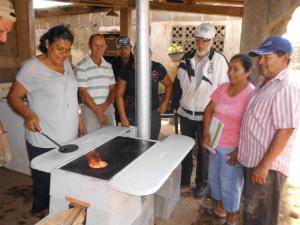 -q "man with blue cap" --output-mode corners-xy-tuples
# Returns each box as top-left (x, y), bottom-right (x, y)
(238, 36), (300, 225)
